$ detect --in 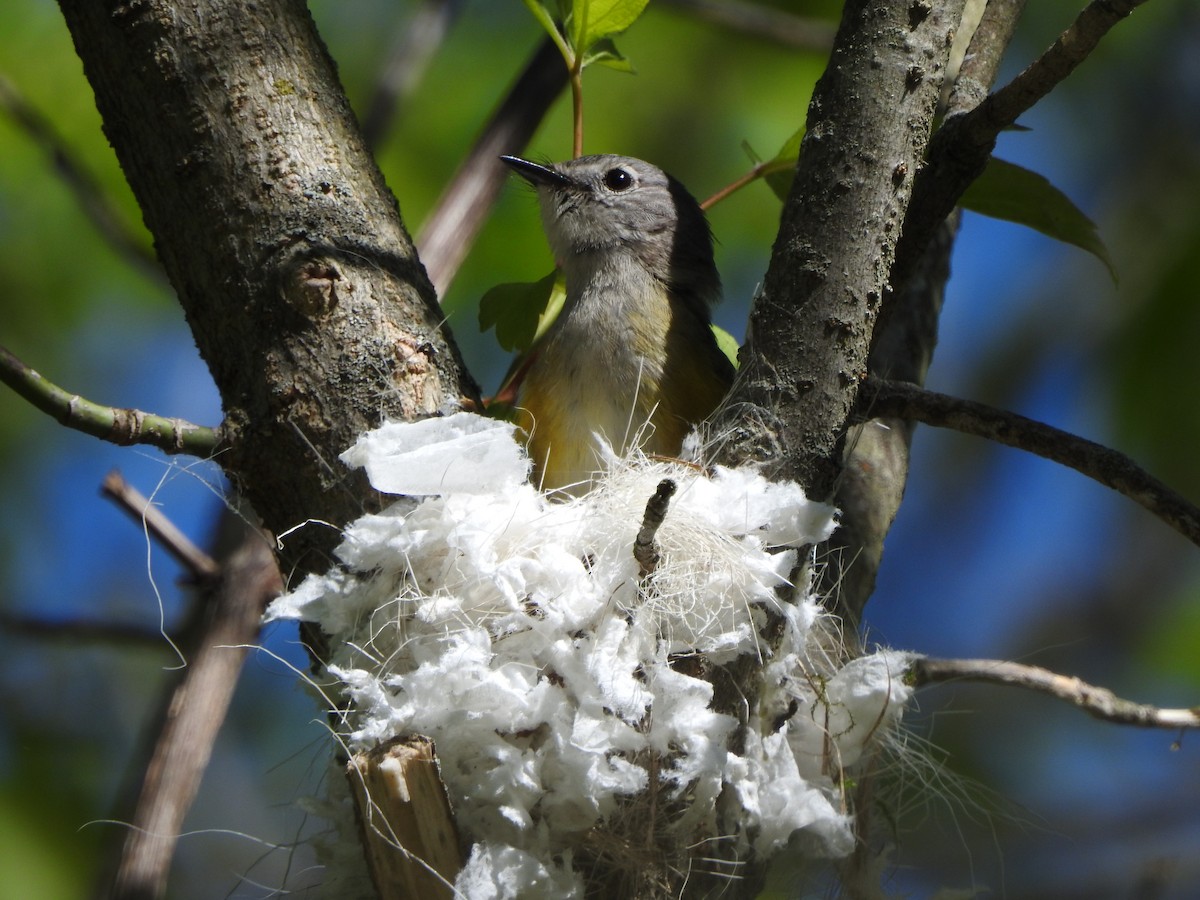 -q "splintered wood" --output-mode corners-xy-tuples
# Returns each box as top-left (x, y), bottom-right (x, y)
(347, 736), (462, 900)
